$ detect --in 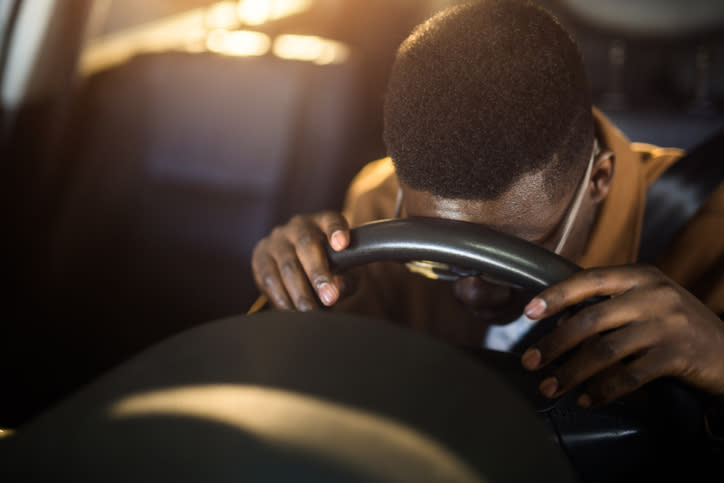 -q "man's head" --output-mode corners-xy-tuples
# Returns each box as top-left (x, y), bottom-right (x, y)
(384, 0), (595, 202)
(383, 0), (615, 321)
